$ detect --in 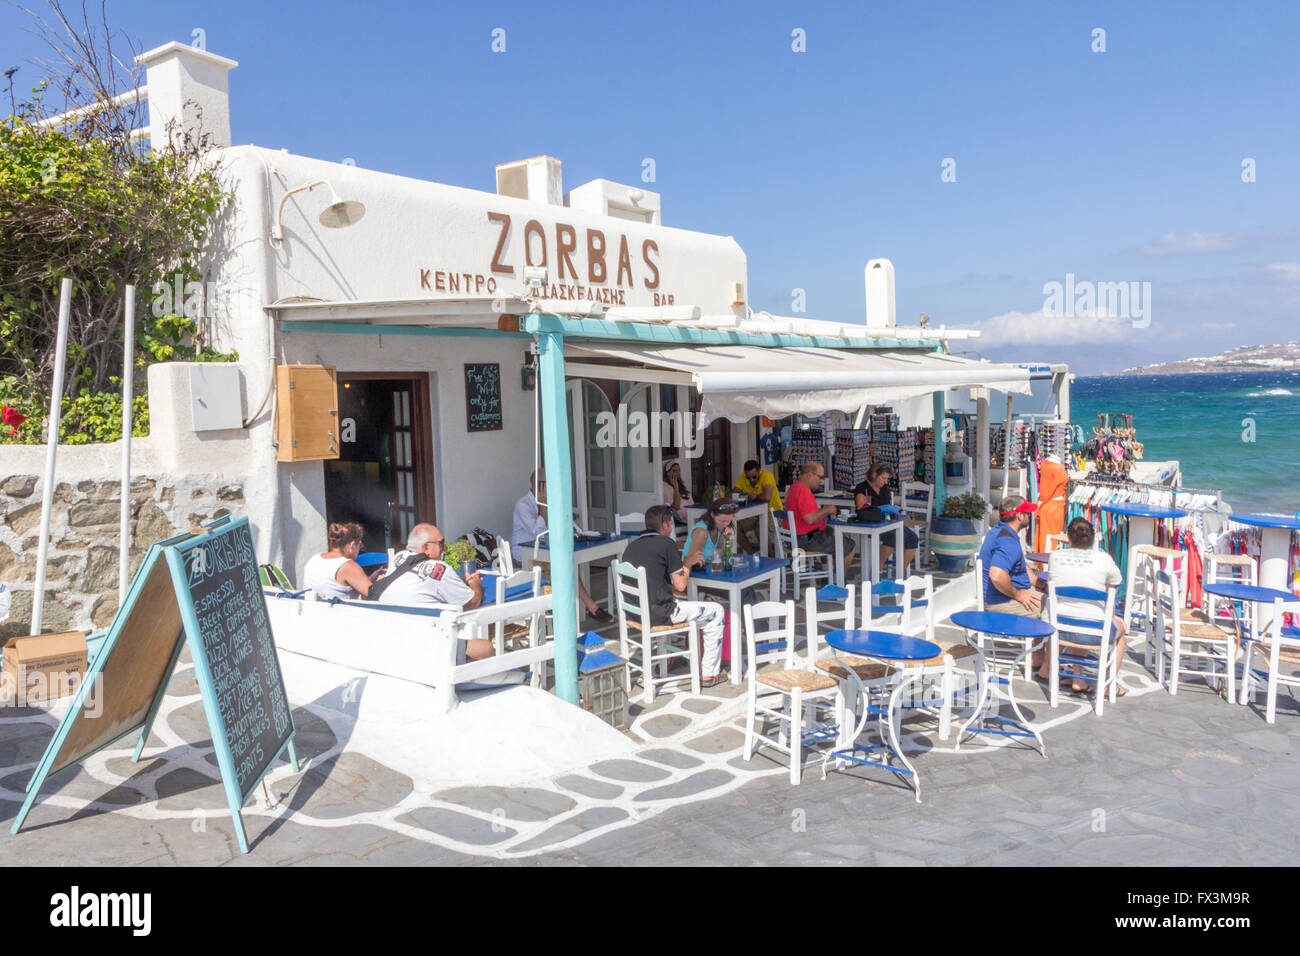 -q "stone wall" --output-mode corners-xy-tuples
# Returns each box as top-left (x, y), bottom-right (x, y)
(0, 473), (244, 639)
